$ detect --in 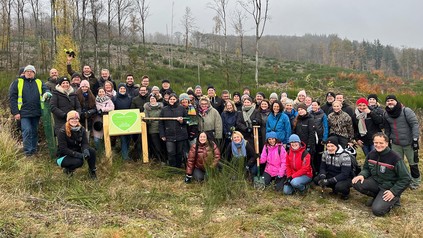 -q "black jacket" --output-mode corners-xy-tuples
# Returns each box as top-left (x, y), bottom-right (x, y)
(131, 94), (149, 112)
(159, 103), (188, 142)
(50, 86), (81, 134)
(57, 124), (89, 158)
(294, 113), (316, 151)
(236, 109), (261, 145)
